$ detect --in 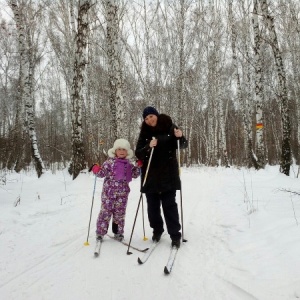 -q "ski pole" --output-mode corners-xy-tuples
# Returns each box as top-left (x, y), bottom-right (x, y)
(84, 174), (97, 246)
(142, 142), (154, 186)
(127, 193), (143, 255)
(177, 139), (187, 243)
(127, 141), (155, 255)
(139, 166), (148, 241)
(141, 194), (148, 241)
